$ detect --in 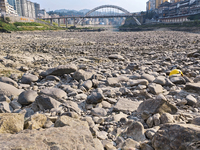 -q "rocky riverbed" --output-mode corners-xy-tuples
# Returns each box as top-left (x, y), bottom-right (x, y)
(0, 30), (200, 150)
